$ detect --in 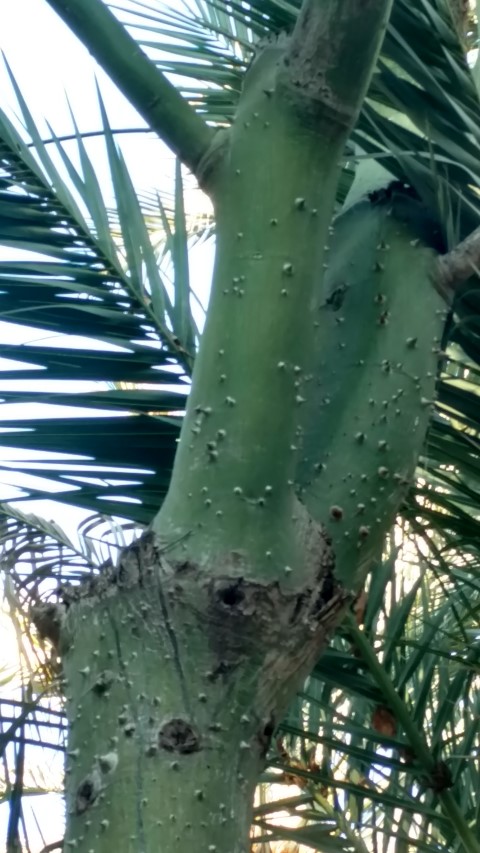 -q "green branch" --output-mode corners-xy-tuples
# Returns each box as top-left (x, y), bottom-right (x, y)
(45, 0), (214, 177)
(283, 0), (393, 125)
(435, 223), (480, 299)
